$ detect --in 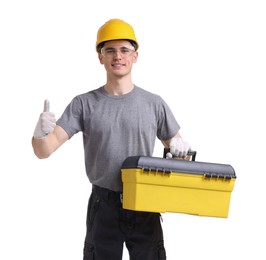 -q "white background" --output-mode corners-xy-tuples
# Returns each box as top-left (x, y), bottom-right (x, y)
(1, 0), (265, 259)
